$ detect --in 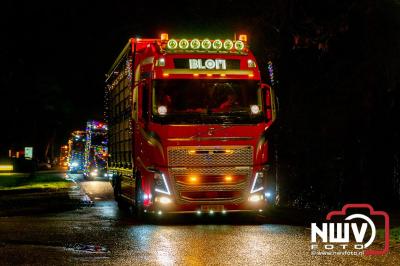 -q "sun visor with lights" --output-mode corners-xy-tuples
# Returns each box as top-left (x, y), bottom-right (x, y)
(160, 33), (249, 54)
